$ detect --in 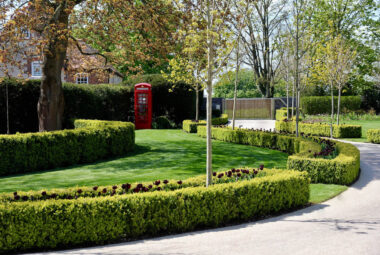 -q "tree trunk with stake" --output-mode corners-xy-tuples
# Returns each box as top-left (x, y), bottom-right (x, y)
(232, 34), (241, 130)
(206, 0), (213, 187)
(330, 82), (334, 138)
(337, 85), (341, 125)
